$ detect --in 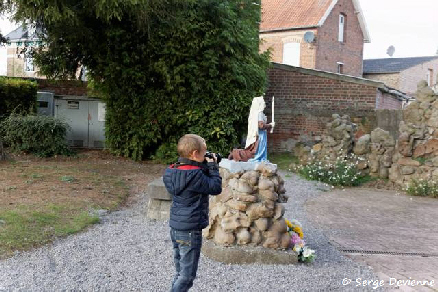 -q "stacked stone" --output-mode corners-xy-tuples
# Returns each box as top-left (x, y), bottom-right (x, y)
(353, 128), (395, 178)
(313, 114), (356, 161)
(389, 82), (438, 186)
(203, 163), (290, 250)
